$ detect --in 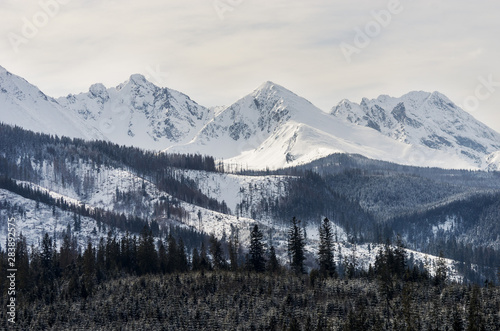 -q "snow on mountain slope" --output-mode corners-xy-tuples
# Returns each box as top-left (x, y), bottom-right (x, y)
(332, 91), (500, 169)
(167, 81), (293, 159)
(57, 74), (213, 150)
(168, 82), (473, 170)
(486, 151), (500, 171)
(172, 169), (290, 220)
(9, 156), (258, 244)
(0, 65), (103, 140)
(0, 65), (213, 150)
(2, 64), (498, 170)
(1, 179), (463, 281)
(0, 188), (104, 249)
